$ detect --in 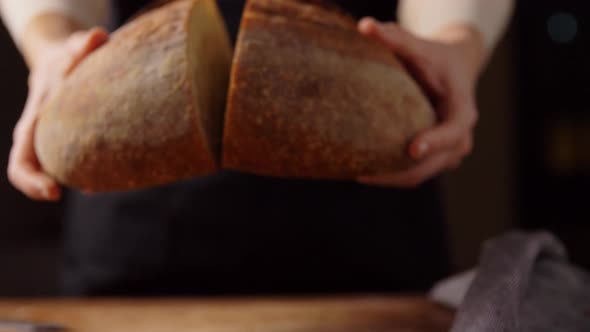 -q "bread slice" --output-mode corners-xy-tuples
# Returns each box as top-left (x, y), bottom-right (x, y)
(35, 0), (232, 192)
(223, 0), (435, 179)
